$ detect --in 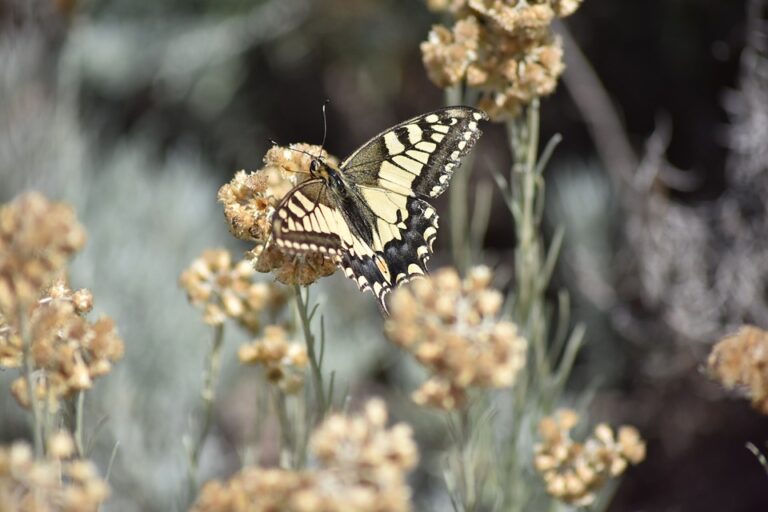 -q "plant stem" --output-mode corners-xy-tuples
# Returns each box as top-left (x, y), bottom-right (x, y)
(18, 304), (43, 457)
(75, 391), (85, 456)
(293, 285), (326, 417)
(187, 323), (224, 495)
